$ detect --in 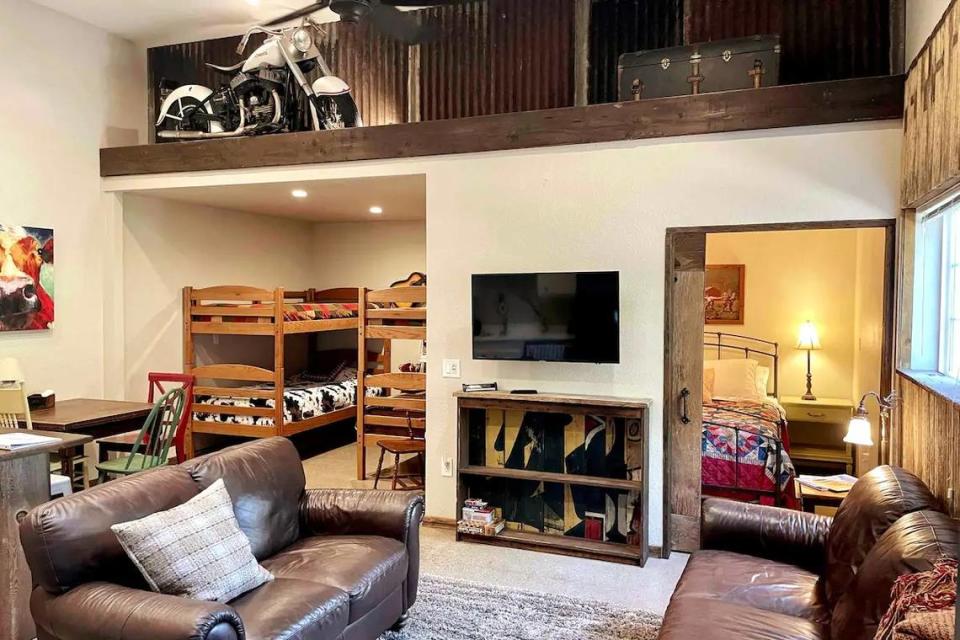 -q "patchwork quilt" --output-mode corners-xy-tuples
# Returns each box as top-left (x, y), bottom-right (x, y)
(196, 302), (359, 323)
(702, 398), (799, 508)
(194, 375), (382, 427)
